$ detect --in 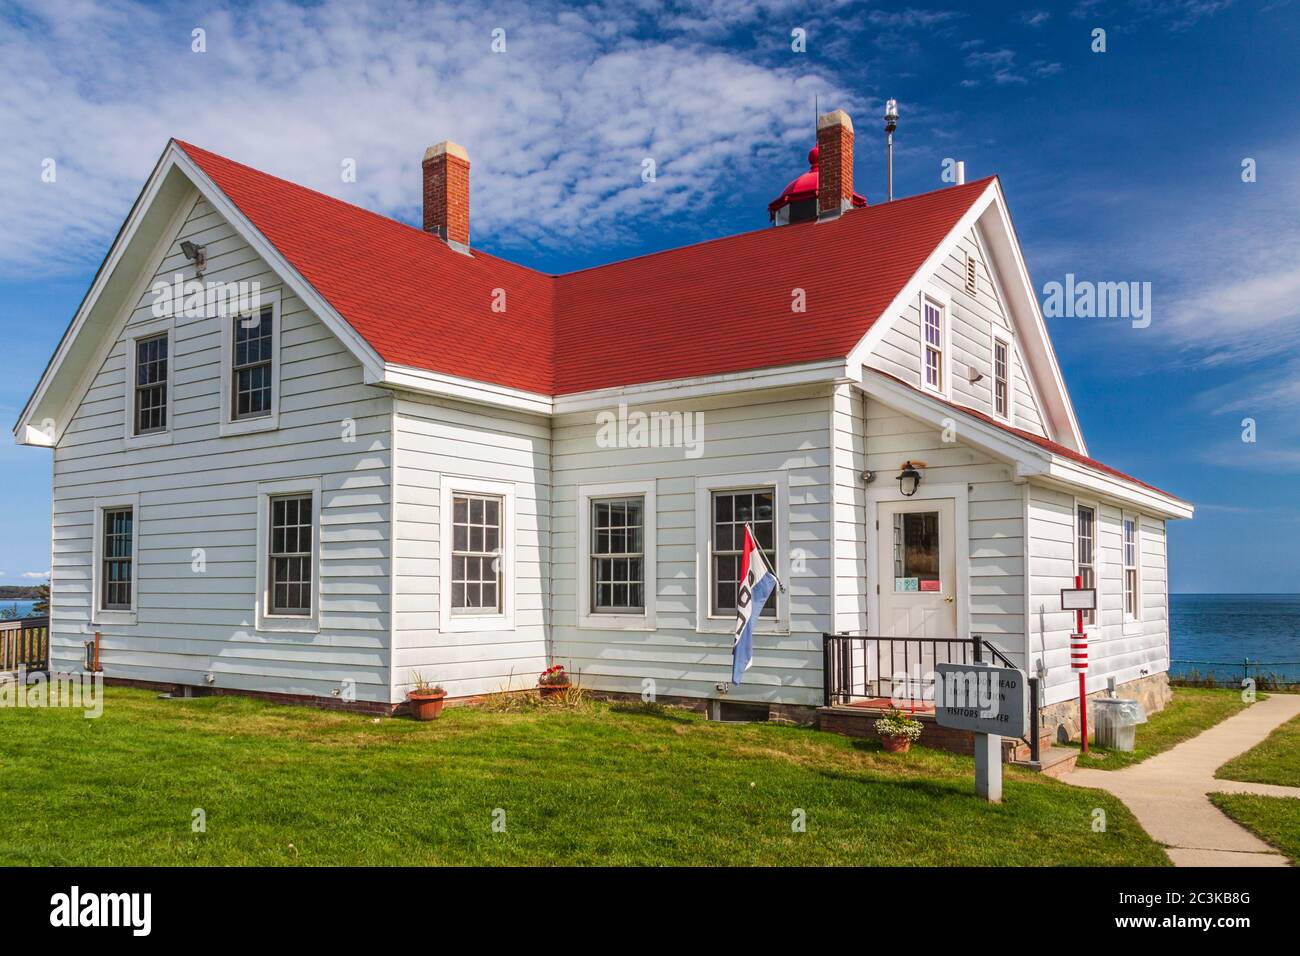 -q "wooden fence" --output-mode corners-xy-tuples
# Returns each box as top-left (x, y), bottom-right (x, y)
(0, 615), (49, 672)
